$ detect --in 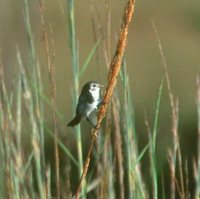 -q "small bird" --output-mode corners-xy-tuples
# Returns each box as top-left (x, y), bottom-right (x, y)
(67, 81), (104, 127)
